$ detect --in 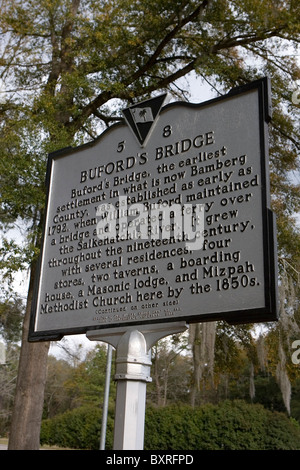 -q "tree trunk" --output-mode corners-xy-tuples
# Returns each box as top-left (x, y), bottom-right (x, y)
(8, 265), (50, 450)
